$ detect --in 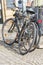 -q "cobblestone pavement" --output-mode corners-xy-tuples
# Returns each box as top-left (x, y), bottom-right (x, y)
(0, 41), (43, 65)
